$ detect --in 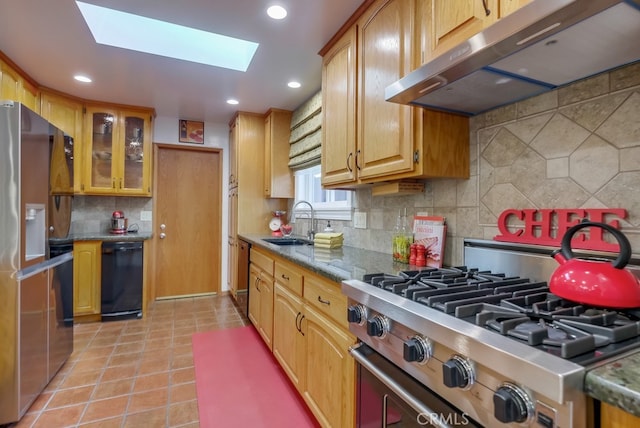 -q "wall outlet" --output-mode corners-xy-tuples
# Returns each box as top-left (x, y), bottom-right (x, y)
(140, 211), (152, 221)
(353, 211), (367, 229)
